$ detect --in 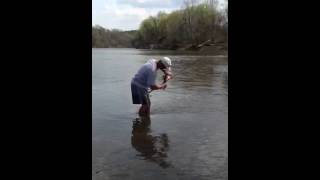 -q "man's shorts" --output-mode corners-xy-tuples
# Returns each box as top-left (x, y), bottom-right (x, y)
(131, 82), (150, 105)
